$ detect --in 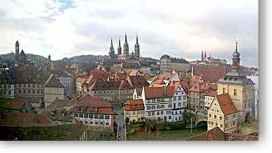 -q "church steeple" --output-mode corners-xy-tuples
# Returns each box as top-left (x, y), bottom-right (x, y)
(15, 40), (19, 55)
(109, 38), (115, 58)
(232, 41), (240, 71)
(15, 40), (20, 64)
(117, 39), (122, 55)
(123, 33), (129, 57)
(134, 35), (140, 58)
